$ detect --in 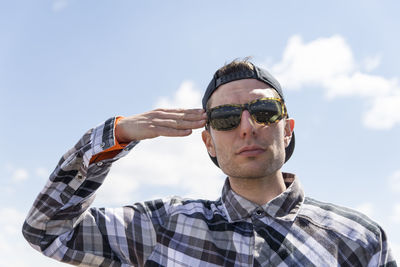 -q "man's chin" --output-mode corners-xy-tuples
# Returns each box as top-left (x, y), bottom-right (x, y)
(237, 156), (267, 167)
(227, 171), (269, 180)
(223, 162), (270, 179)
(221, 156), (284, 179)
